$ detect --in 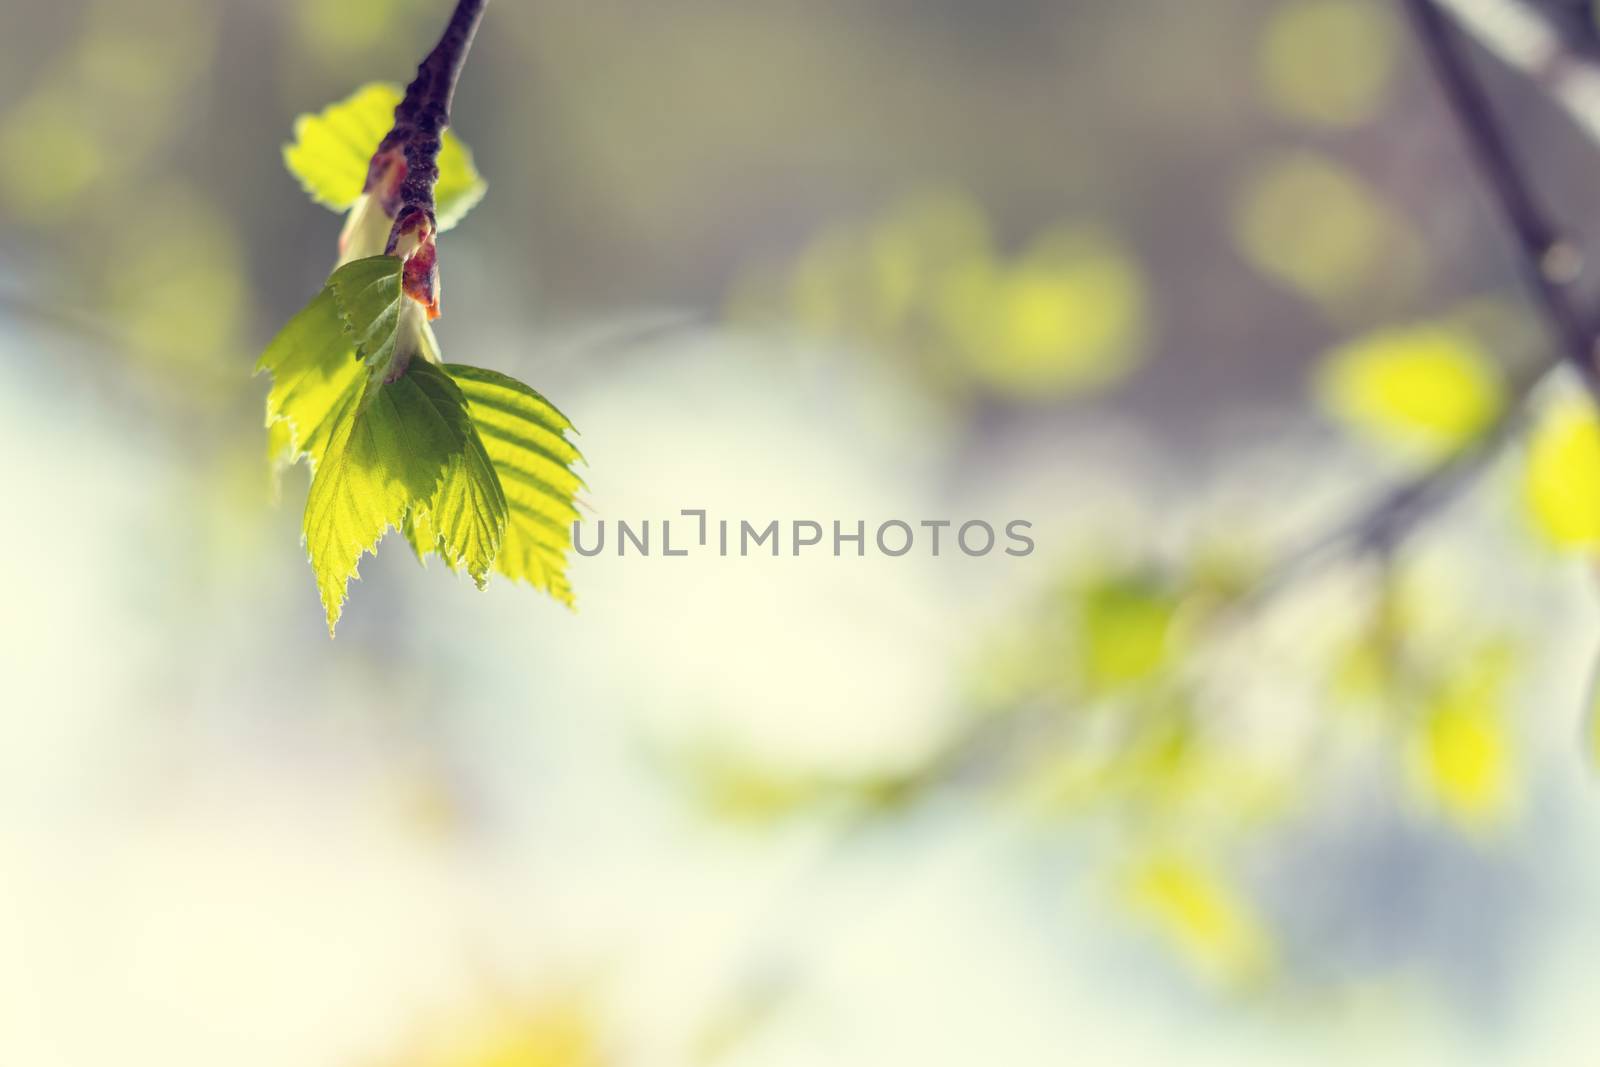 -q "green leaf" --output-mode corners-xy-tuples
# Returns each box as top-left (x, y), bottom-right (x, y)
(283, 83), (395, 211)
(402, 365), (509, 587)
(1409, 645), (1517, 832)
(255, 255), (405, 475)
(445, 363), (585, 605)
(282, 82), (488, 232)
(329, 254), (405, 370)
(262, 254), (522, 628)
(1523, 395), (1600, 548)
(1316, 323), (1503, 457)
(1123, 851), (1273, 988)
(1076, 573), (1179, 692)
(304, 360), (503, 633)
(256, 285), (364, 474)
